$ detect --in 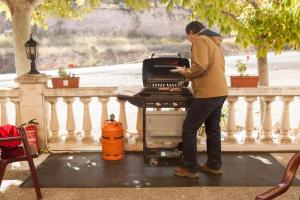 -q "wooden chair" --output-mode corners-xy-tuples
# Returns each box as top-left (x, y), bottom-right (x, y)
(0, 127), (42, 200)
(255, 152), (300, 200)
